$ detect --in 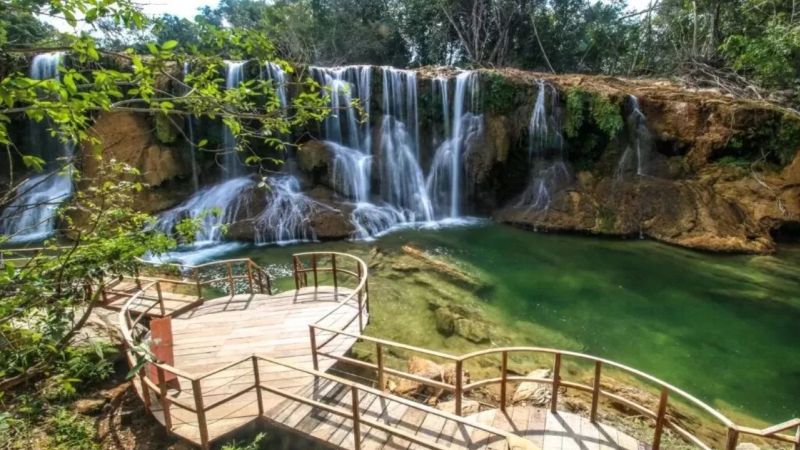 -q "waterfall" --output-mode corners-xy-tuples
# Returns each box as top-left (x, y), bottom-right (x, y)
(264, 62), (289, 109)
(222, 61), (247, 178)
(183, 62), (200, 191)
(378, 68), (433, 222)
(329, 142), (372, 202)
(254, 176), (323, 245)
(0, 52), (73, 243)
(0, 174), (72, 243)
(155, 177), (254, 243)
(311, 66), (408, 238)
(311, 66), (374, 203)
(426, 71), (482, 219)
(516, 80), (570, 212)
(311, 66), (371, 151)
(616, 95), (653, 178)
